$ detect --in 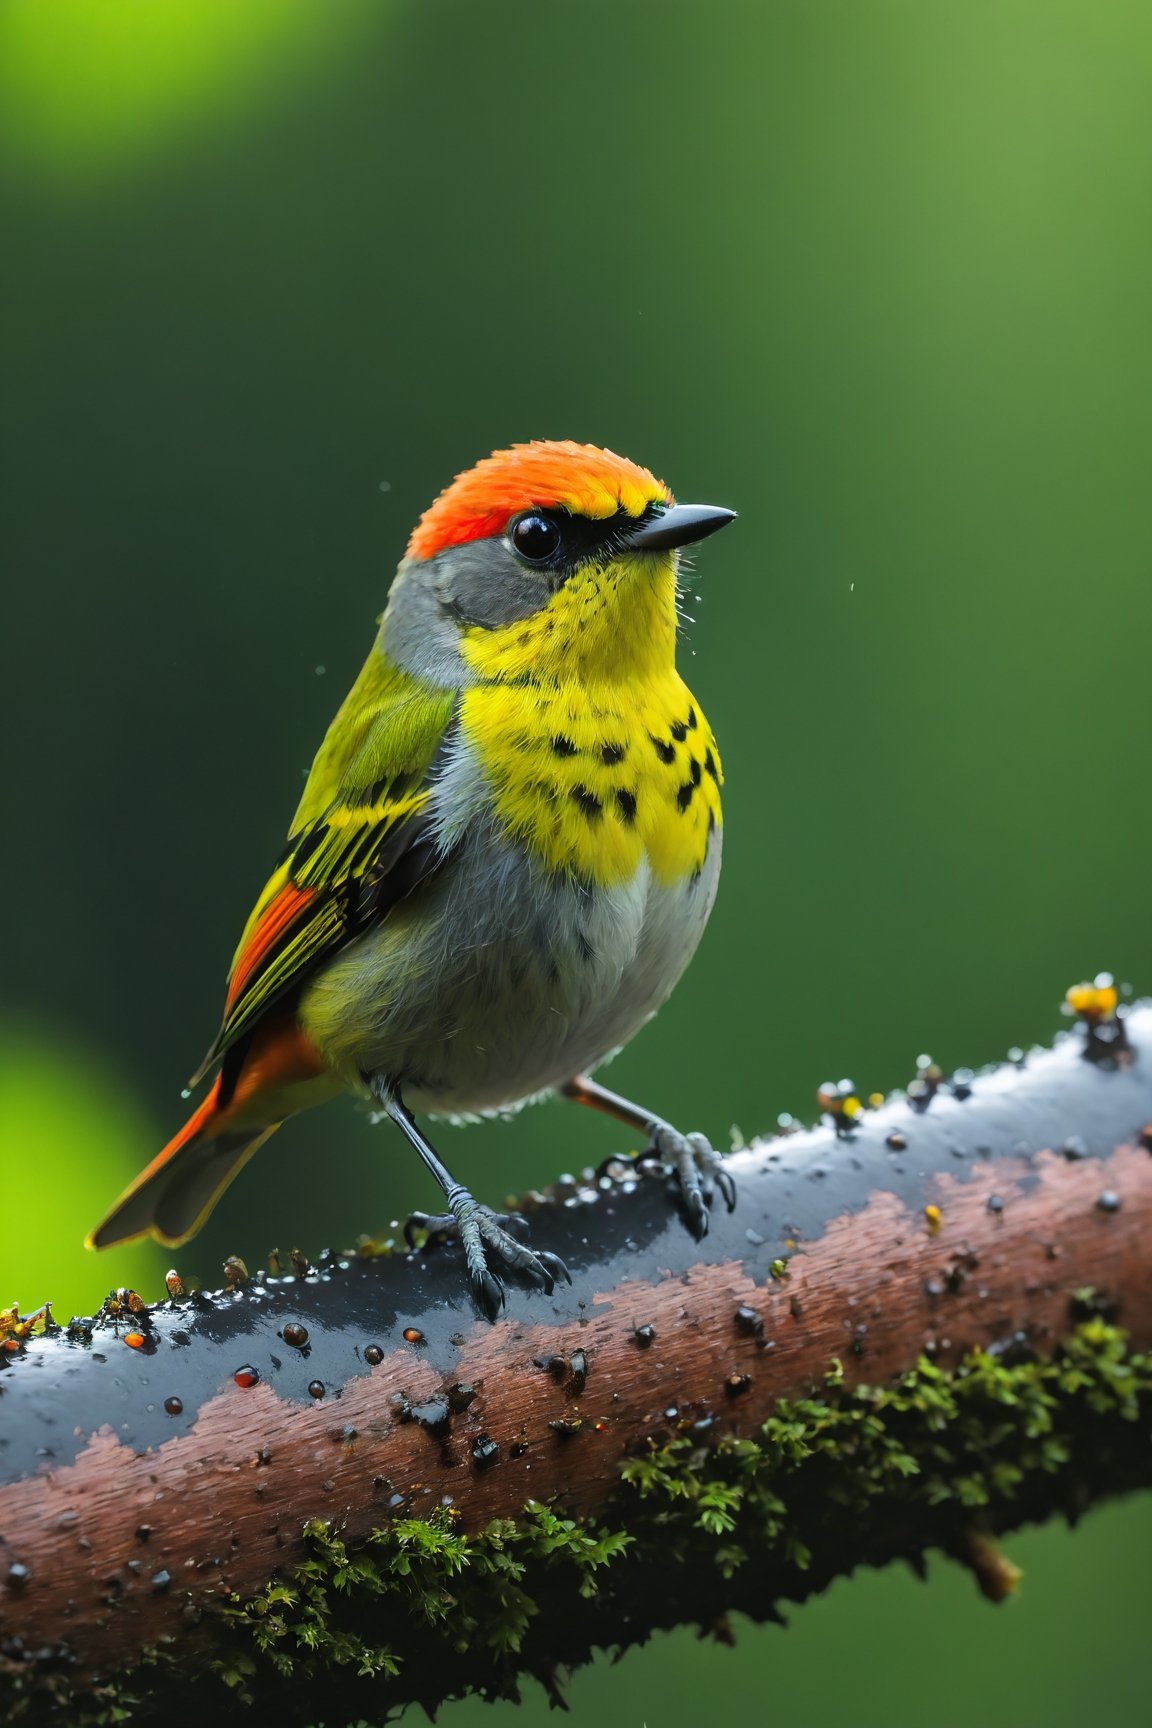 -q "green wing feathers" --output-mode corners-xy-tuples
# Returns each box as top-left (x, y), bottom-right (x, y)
(193, 654), (457, 1081)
